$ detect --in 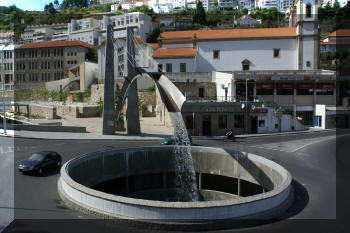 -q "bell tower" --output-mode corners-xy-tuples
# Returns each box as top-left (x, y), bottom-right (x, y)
(295, 0), (321, 70)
